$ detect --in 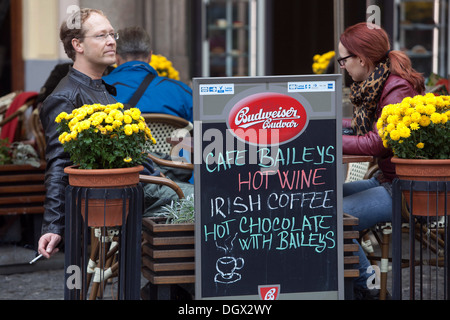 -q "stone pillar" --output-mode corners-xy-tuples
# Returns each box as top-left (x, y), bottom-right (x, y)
(143, 0), (190, 84)
(80, 0), (144, 30)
